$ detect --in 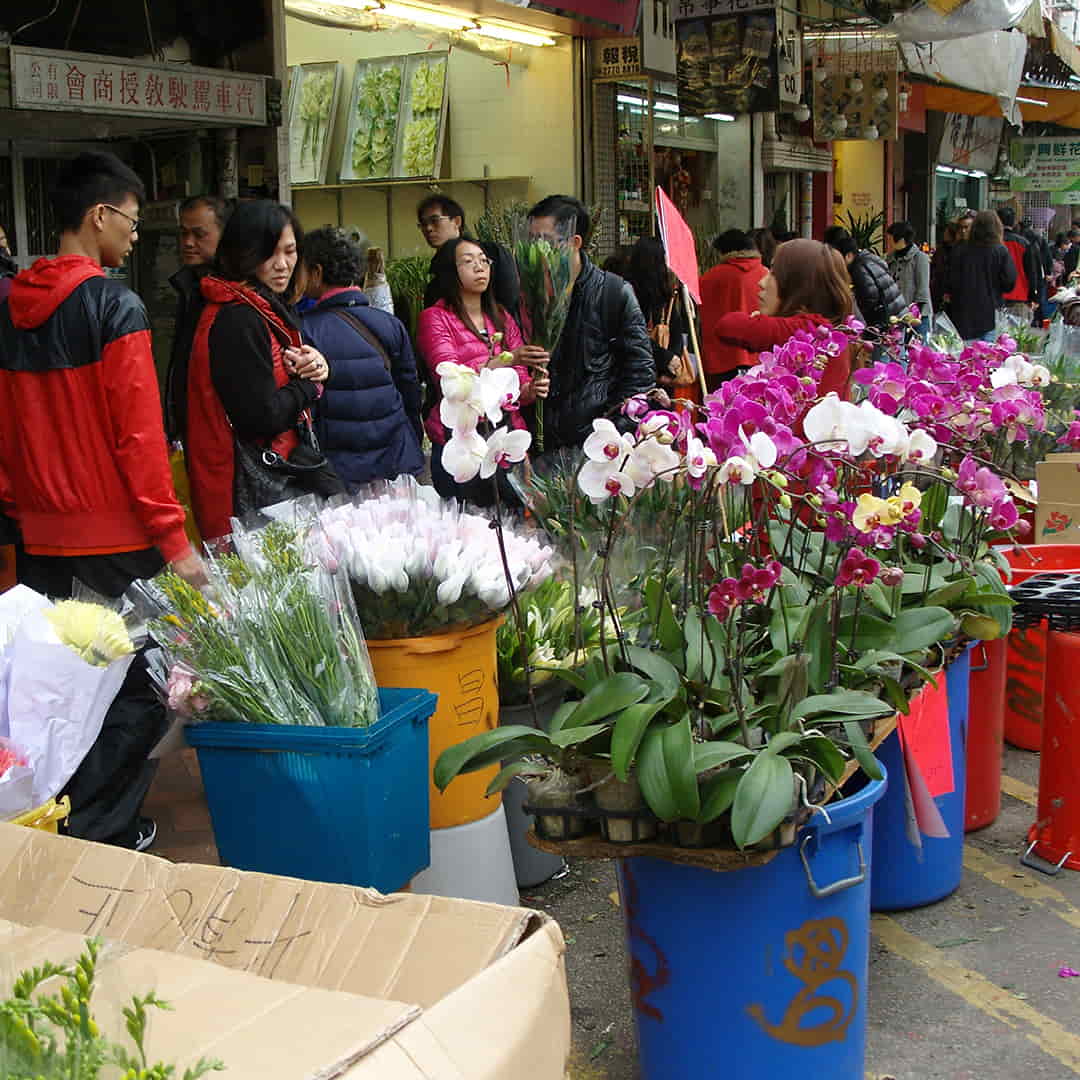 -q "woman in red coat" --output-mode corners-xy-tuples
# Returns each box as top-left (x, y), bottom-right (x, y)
(713, 237), (854, 400)
(700, 229), (769, 391)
